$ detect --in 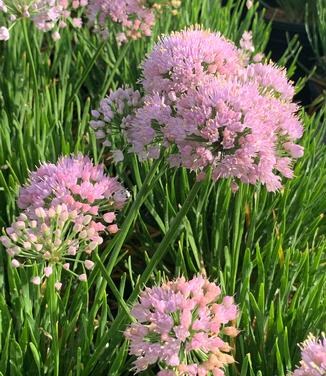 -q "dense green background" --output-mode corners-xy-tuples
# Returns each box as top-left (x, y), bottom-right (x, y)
(0, 1), (325, 375)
